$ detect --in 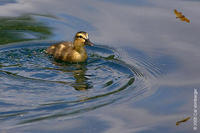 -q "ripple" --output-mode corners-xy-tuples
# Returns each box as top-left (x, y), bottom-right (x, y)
(0, 41), (146, 127)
